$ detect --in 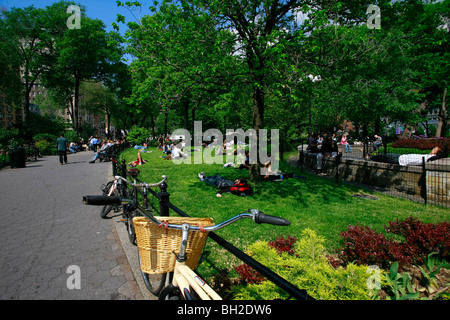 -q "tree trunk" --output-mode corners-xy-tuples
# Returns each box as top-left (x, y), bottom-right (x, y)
(249, 84), (265, 183)
(164, 107), (169, 137)
(74, 75), (80, 133)
(150, 112), (155, 139)
(106, 112), (111, 138)
(436, 88), (448, 137)
(24, 82), (31, 120)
